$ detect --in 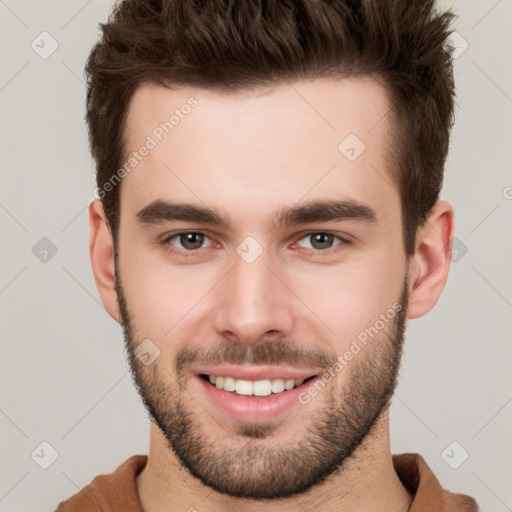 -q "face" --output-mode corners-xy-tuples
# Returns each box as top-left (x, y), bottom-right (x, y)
(114, 78), (410, 498)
